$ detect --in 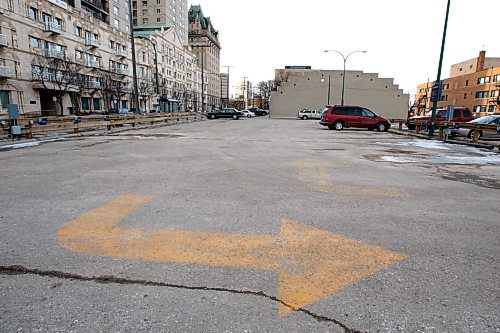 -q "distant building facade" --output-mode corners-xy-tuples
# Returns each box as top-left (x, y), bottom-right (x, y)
(131, 0), (188, 46)
(270, 68), (409, 119)
(188, 5), (220, 111)
(133, 26), (201, 112)
(0, 0), (133, 115)
(415, 51), (500, 116)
